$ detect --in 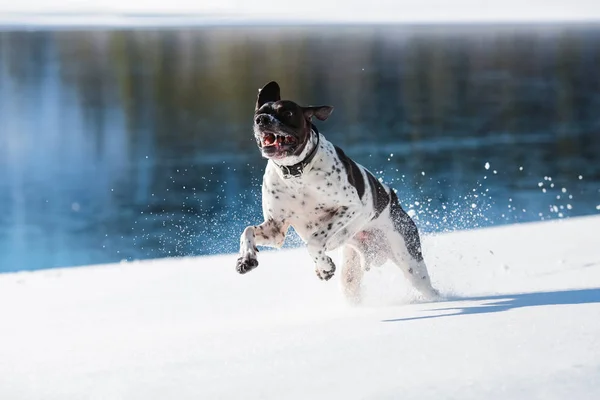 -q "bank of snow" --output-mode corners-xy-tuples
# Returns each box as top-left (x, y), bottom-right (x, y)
(1, 0), (600, 26)
(1, 215), (599, 399)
